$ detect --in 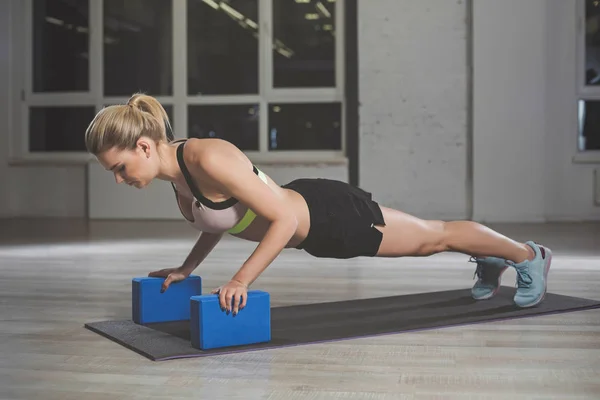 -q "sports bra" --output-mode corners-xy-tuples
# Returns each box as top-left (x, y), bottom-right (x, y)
(170, 140), (268, 234)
